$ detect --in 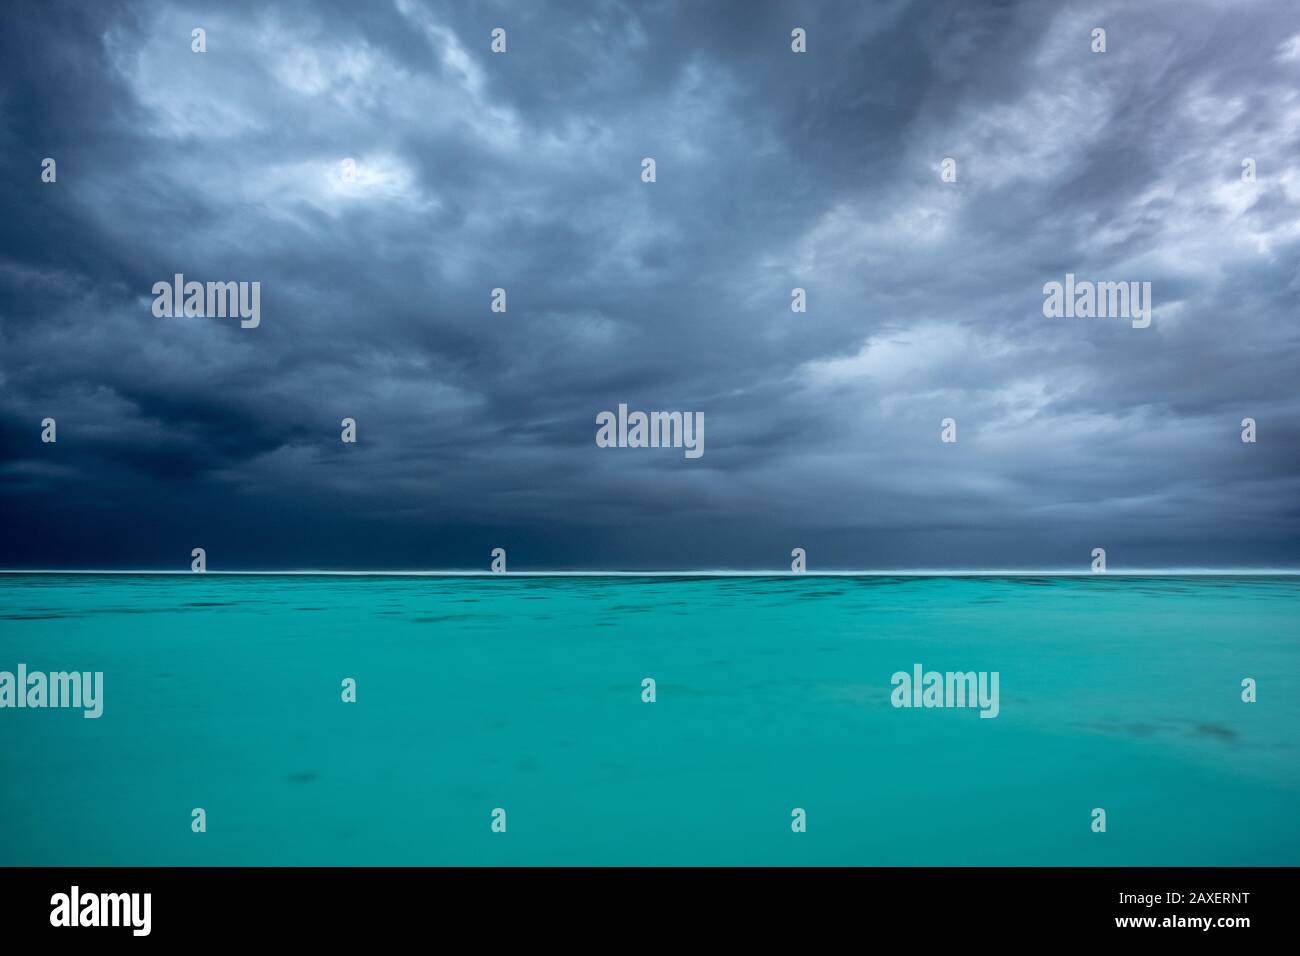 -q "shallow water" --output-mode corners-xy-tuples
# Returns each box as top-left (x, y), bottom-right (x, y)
(1, 574), (1296, 865)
